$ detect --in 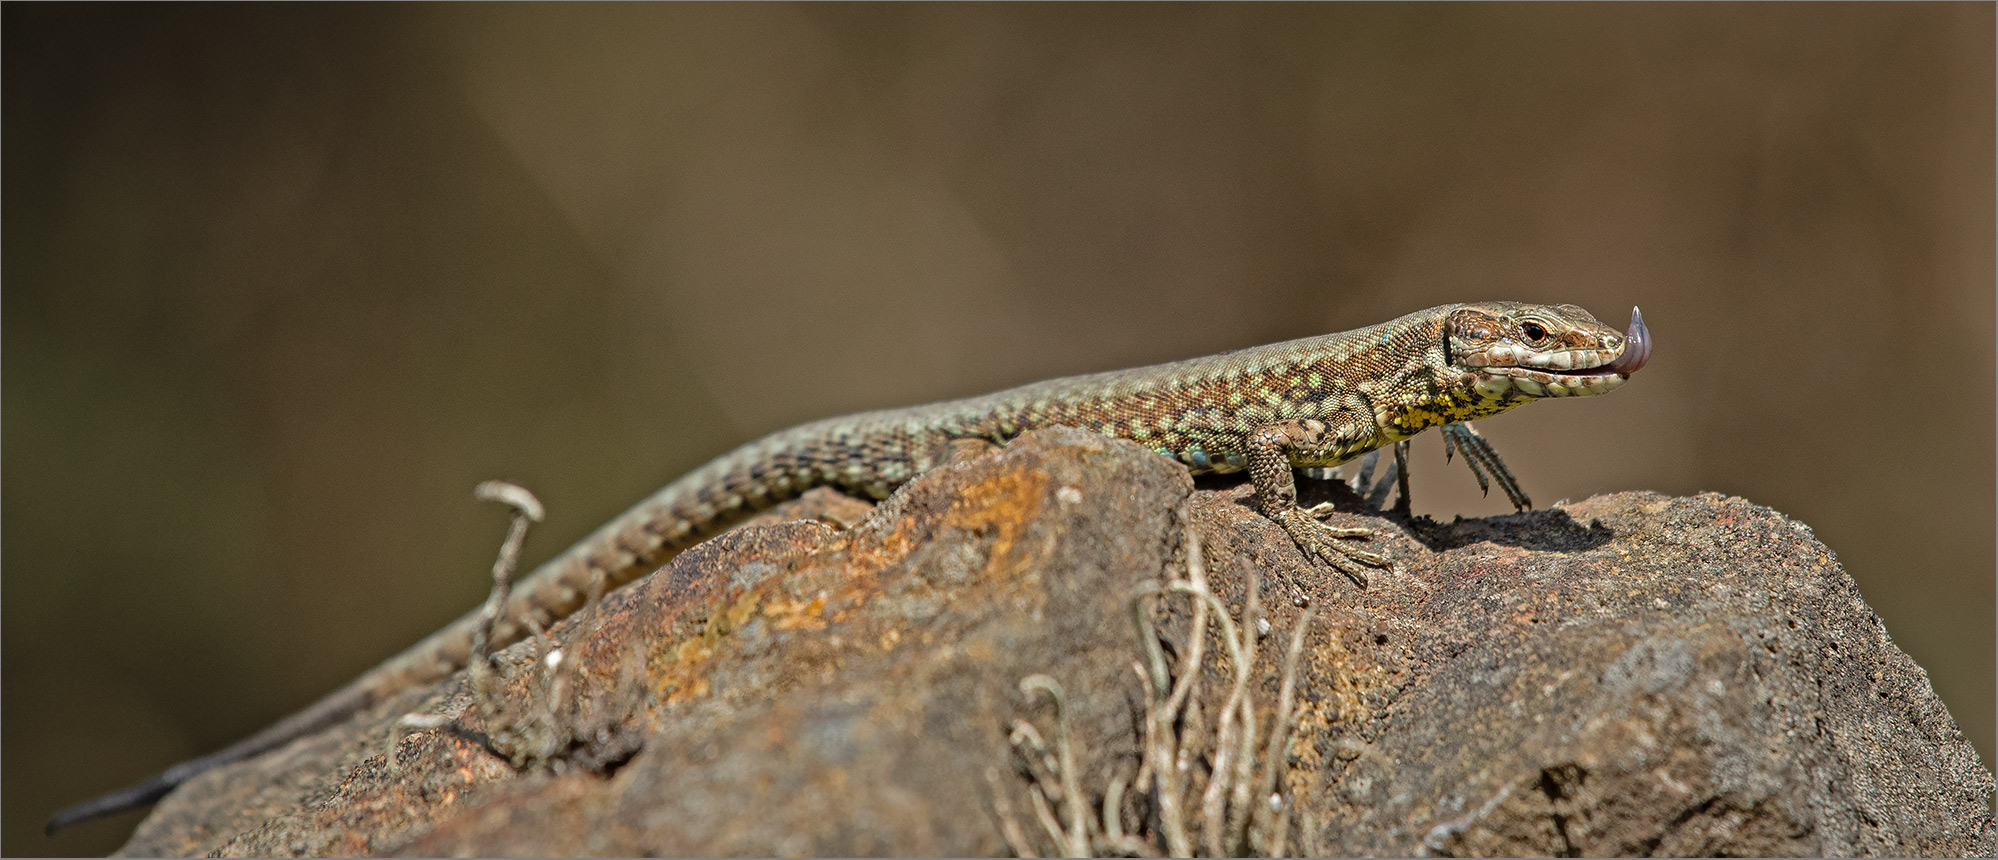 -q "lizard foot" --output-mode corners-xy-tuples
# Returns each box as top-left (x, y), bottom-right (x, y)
(1279, 508), (1388, 587)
